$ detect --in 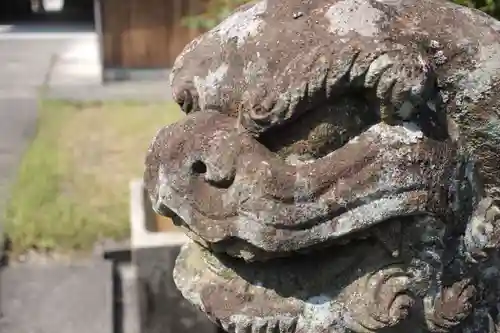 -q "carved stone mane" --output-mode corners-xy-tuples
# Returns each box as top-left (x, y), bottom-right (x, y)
(145, 0), (500, 332)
